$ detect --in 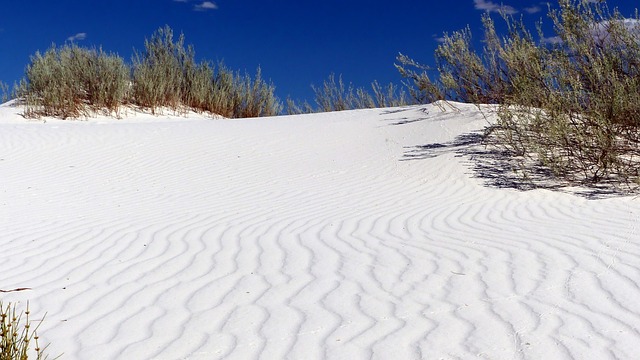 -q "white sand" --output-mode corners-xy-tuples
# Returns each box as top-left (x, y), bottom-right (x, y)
(0, 101), (638, 359)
